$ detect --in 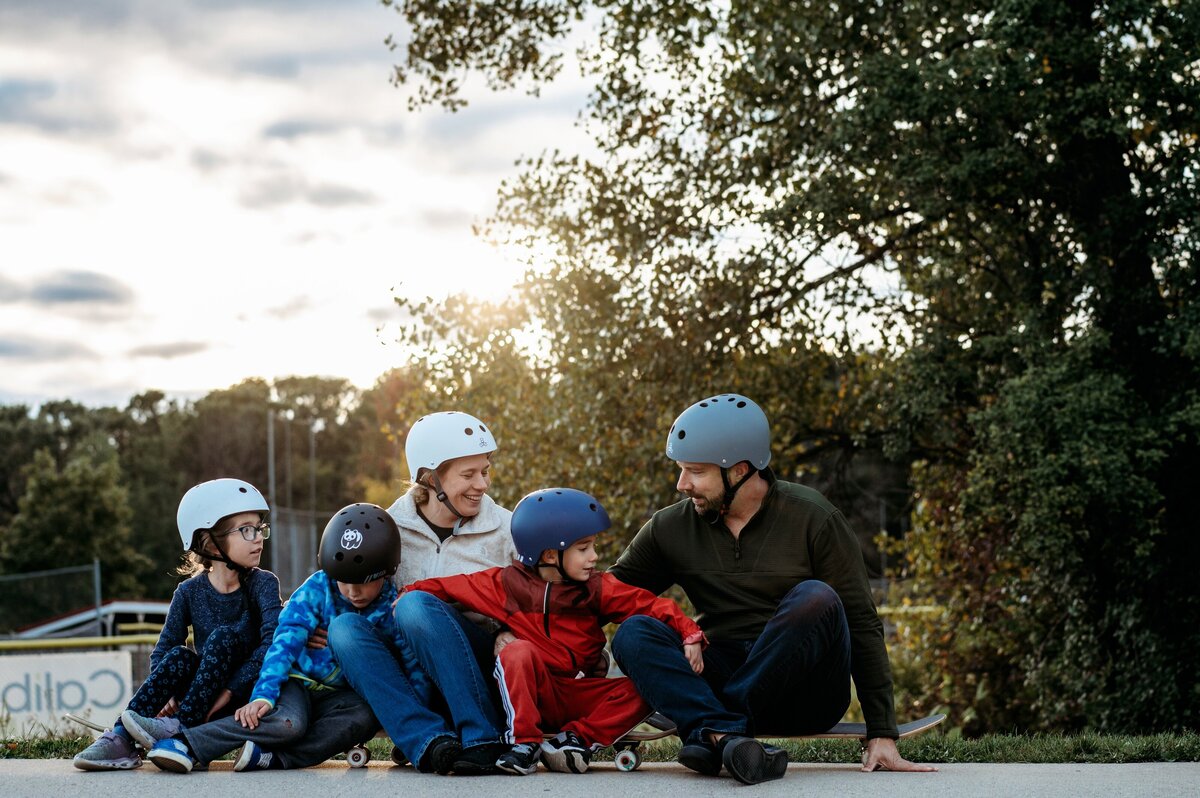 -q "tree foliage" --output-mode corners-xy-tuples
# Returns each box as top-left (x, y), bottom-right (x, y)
(383, 0), (1200, 731)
